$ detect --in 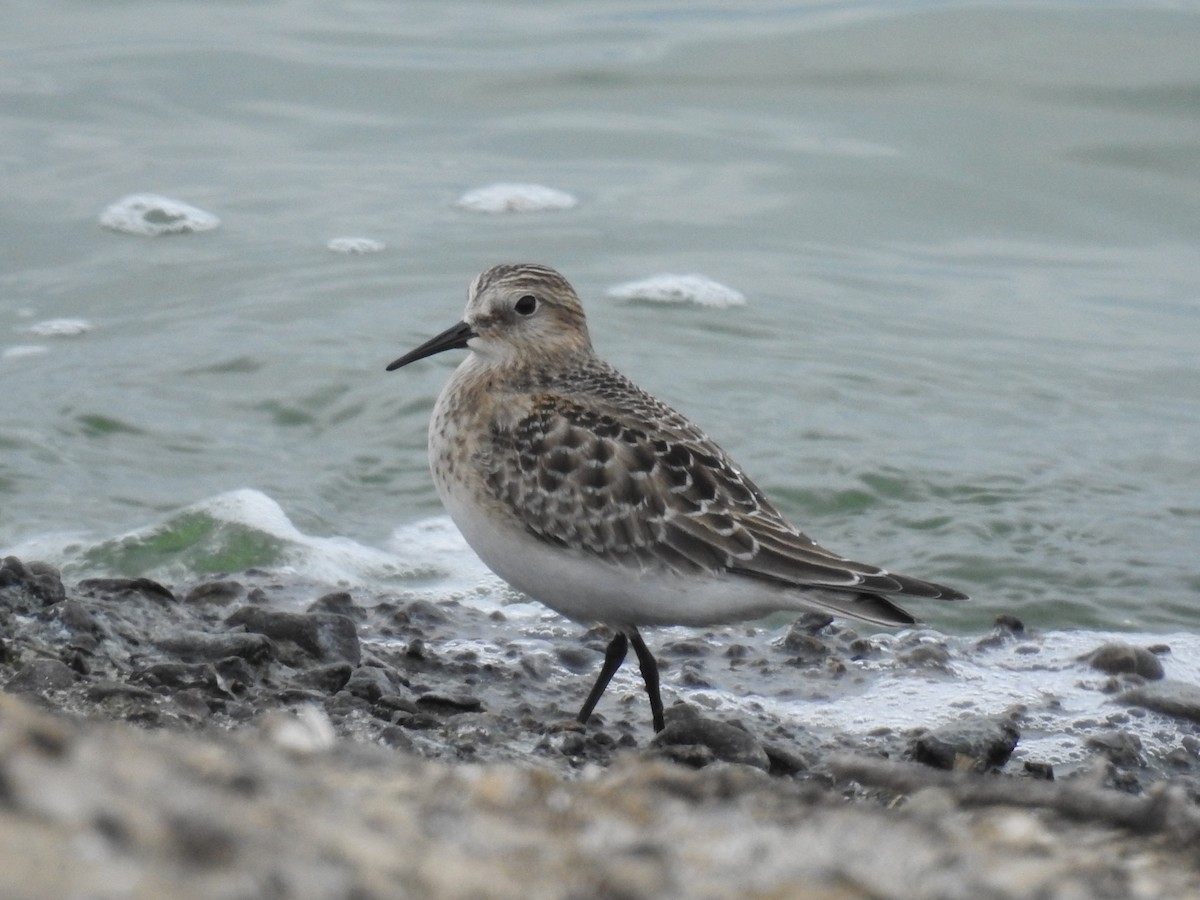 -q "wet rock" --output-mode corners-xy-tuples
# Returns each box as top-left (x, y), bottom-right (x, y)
(911, 714), (1020, 772)
(763, 742), (811, 777)
(653, 705), (770, 771)
(416, 692), (483, 713)
(1023, 761), (1055, 780)
(781, 631), (828, 664)
(6, 657), (76, 693)
(554, 645), (595, 672)
(78, 577), (175, 604)
(291, 662), (353, 694)
(994, 614), (1025, 633)
(1119, 680), (1200, 724)
(53, 598), (104, 637)
(519, 652), (554, 680)
(792, 612), (835, 634)
(224, 608), (360, 666)
(898, 643), (953, 669)
(213, 657), (258, 695)
(306, 591), (364, 621)
(1086, 731), (1145, 767)
(0, 557), (66, 607)
(661, 639), (711, 657)
(133, 661), (215, 690)
(343, 665), (401, 702)
(1084, 643), (1165, 680)
(183, 580), (244, 606)
(86, 680), (156, 702)
(155, 631), (273, 663)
